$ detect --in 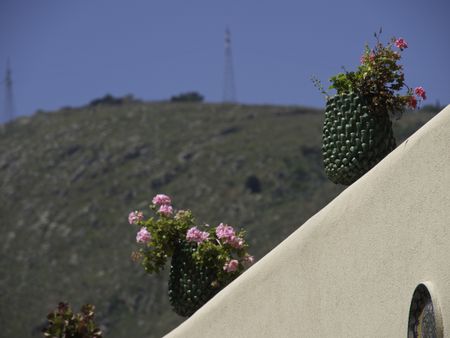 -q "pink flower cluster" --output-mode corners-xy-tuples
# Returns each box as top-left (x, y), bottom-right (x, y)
(186, 226), (210, 244)
(223, 255), (255, 273)
(395, 38), (408, 50)
(223, 254), (255, 272)
(152, 194), (173, 216)
(128, 211), (144, 225)
(136, 227), (151, 244)
(152, 194), (172, 206)
(216, 223), (244, 249)
(216, 223), (235, 239)
(158, 204), (173, 216)
(242, 255), (255, 268)
(360, 52), (375, 64)
(223, 259), (239, 272)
